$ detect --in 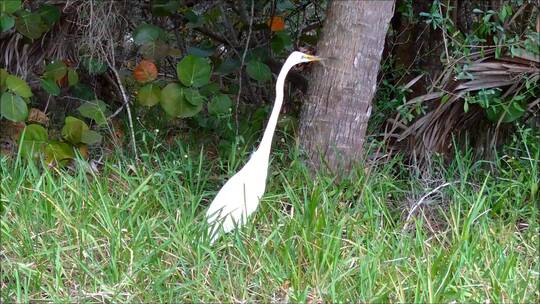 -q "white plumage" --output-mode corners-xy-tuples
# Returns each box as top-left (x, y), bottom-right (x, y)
(206, 51), (323, 243)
